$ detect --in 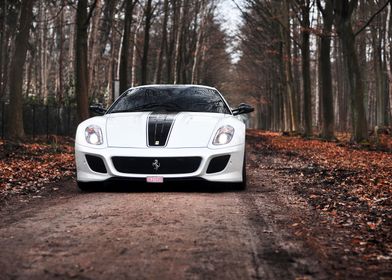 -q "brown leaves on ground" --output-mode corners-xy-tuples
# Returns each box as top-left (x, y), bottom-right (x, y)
(0, 137), (74, 202)
(258, 131), (392, 206)
(248, 129), (392, 273)
(0, 131), (390, 276)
